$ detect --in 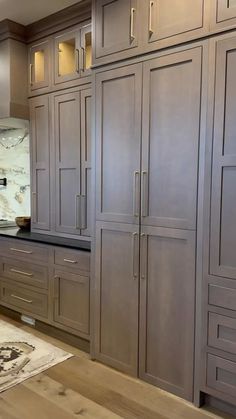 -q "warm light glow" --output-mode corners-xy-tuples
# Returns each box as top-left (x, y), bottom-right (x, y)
(58, 39), (76, 76)
(34, 50), (45, 83)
